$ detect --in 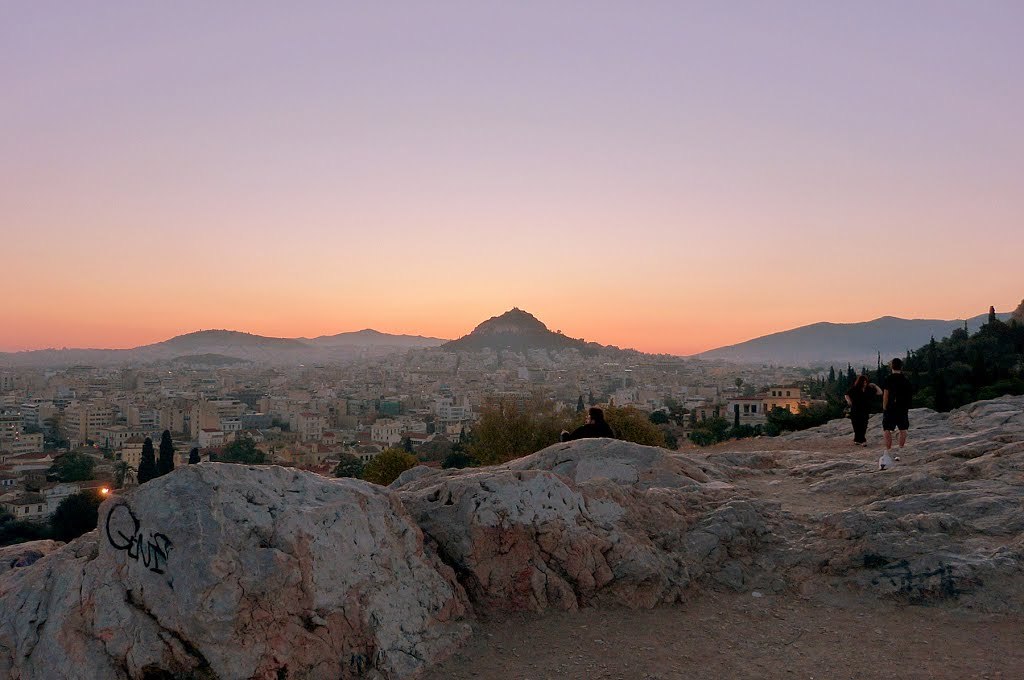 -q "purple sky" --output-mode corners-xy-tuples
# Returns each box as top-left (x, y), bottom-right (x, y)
(3, 2), (1023, 353)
